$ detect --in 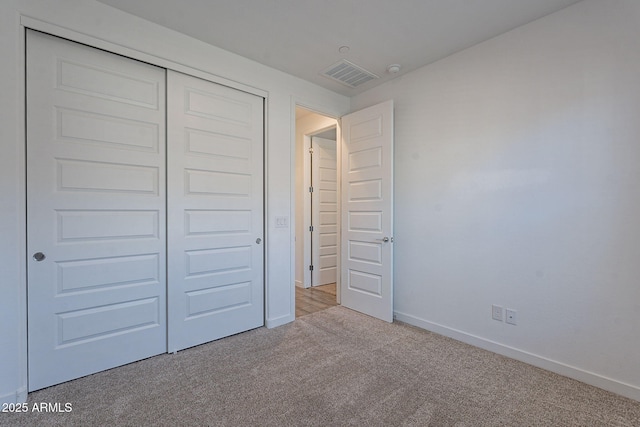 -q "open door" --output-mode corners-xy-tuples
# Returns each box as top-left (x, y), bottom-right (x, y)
(340, 100), (394, 322)
(311, 136), (338, 286)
